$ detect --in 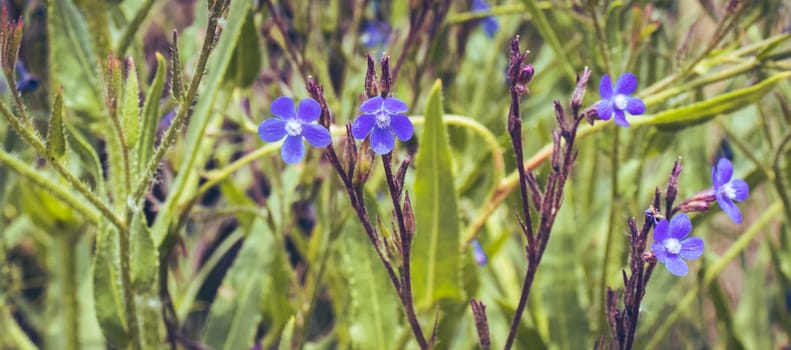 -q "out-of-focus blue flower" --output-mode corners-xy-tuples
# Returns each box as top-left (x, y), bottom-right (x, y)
(651, 213), (704, 277)
(596, 73), (645, 127)
(471, 240), (488, 266)
(361, 20), (391, 49)
(258, 96), (332, 164)
(352, 96), (413, 154)
(712, 157), (749, 224)
(15, 61), (38, 93)
(471, 0), (499, 38)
